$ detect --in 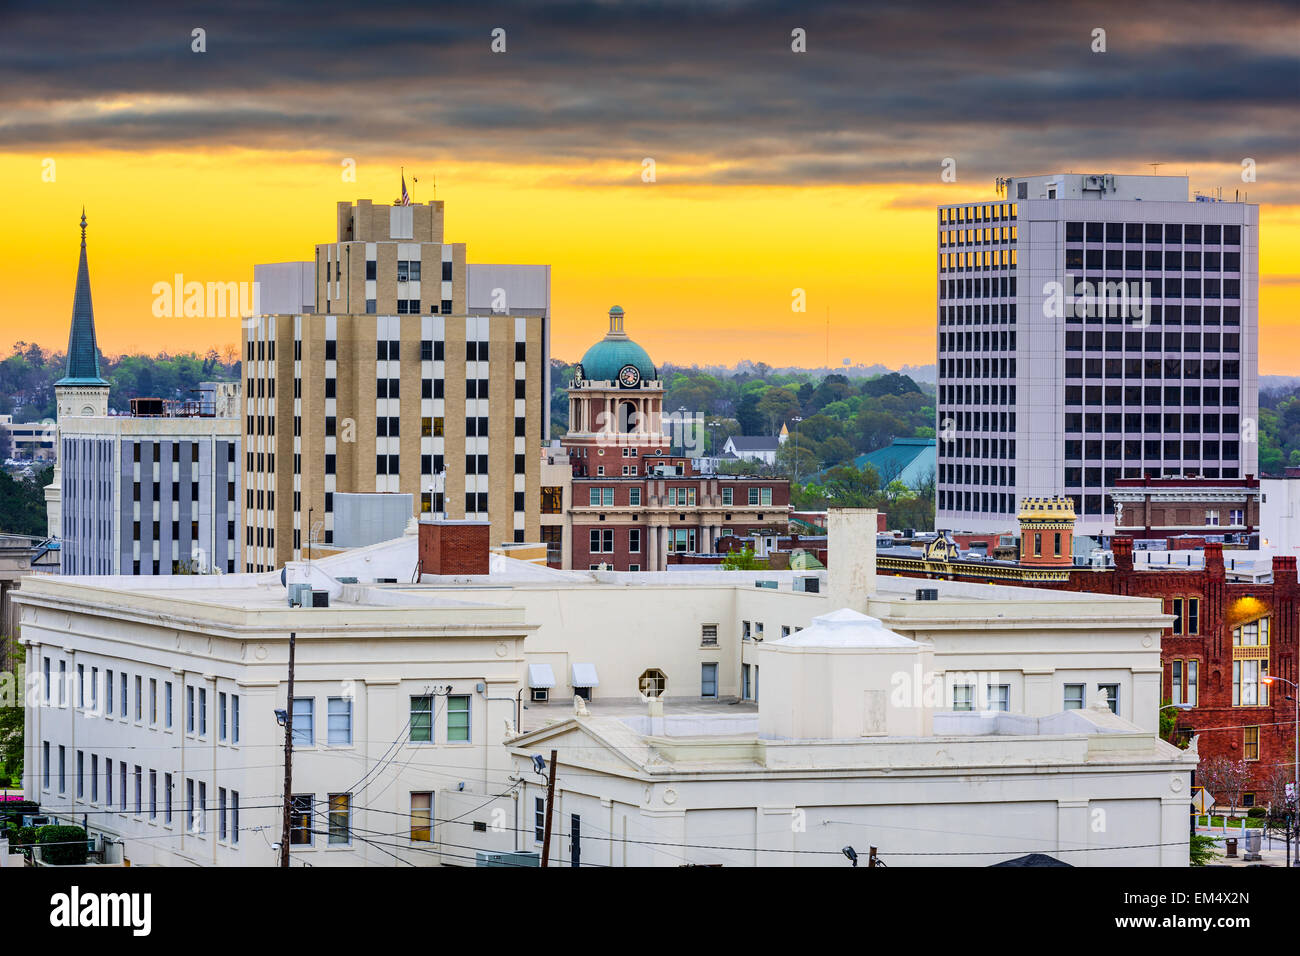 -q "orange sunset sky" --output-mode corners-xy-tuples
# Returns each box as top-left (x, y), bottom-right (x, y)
(2, 1), (1296, 373)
